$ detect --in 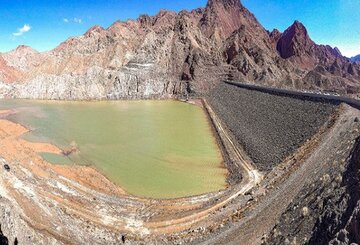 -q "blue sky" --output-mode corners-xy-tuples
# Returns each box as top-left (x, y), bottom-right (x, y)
(0, 0), (359, 57)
